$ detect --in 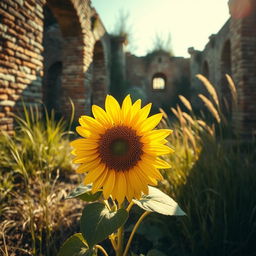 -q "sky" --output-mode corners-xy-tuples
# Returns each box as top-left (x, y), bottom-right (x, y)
(91, 0), (230, 58)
